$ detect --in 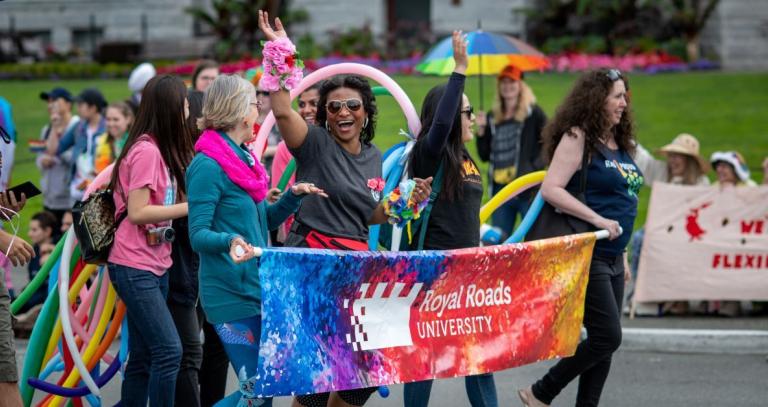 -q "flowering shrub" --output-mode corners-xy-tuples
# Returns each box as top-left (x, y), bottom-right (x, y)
(0, 51), (718, 80)
(546, 52), (718, 73)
